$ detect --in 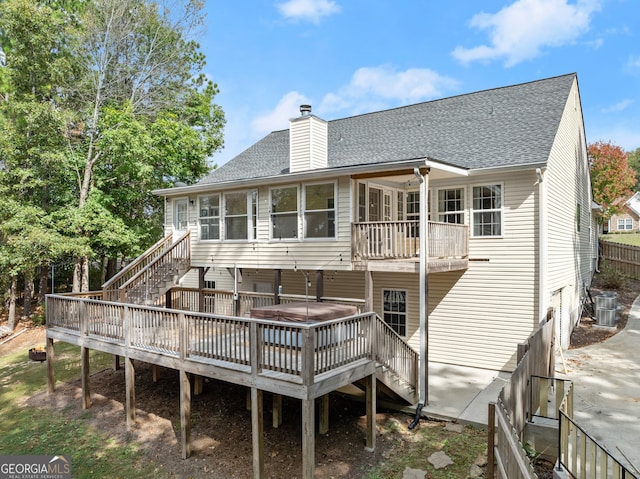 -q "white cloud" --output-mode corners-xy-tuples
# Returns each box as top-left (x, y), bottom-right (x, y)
(452, 0), (601, 67)
(601, 99), (634, 114)
(277, 0), (341, 23)
(318, 65), (459, 116)
(627, 55), (640, 75)
(251, 91), (311, 135)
